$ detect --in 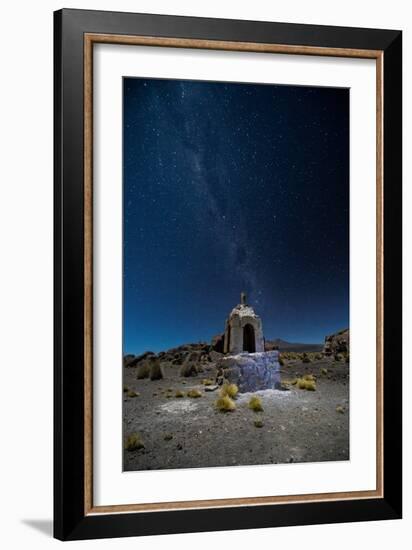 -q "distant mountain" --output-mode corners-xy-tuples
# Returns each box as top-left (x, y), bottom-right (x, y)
(265, 338), (323, 353)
